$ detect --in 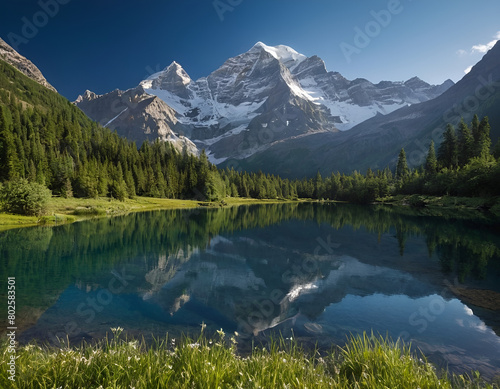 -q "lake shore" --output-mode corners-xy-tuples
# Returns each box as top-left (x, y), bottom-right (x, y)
(1, 194), (499, 232)
(0, 196), (301, 232)
(375, 194), (500, 217)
